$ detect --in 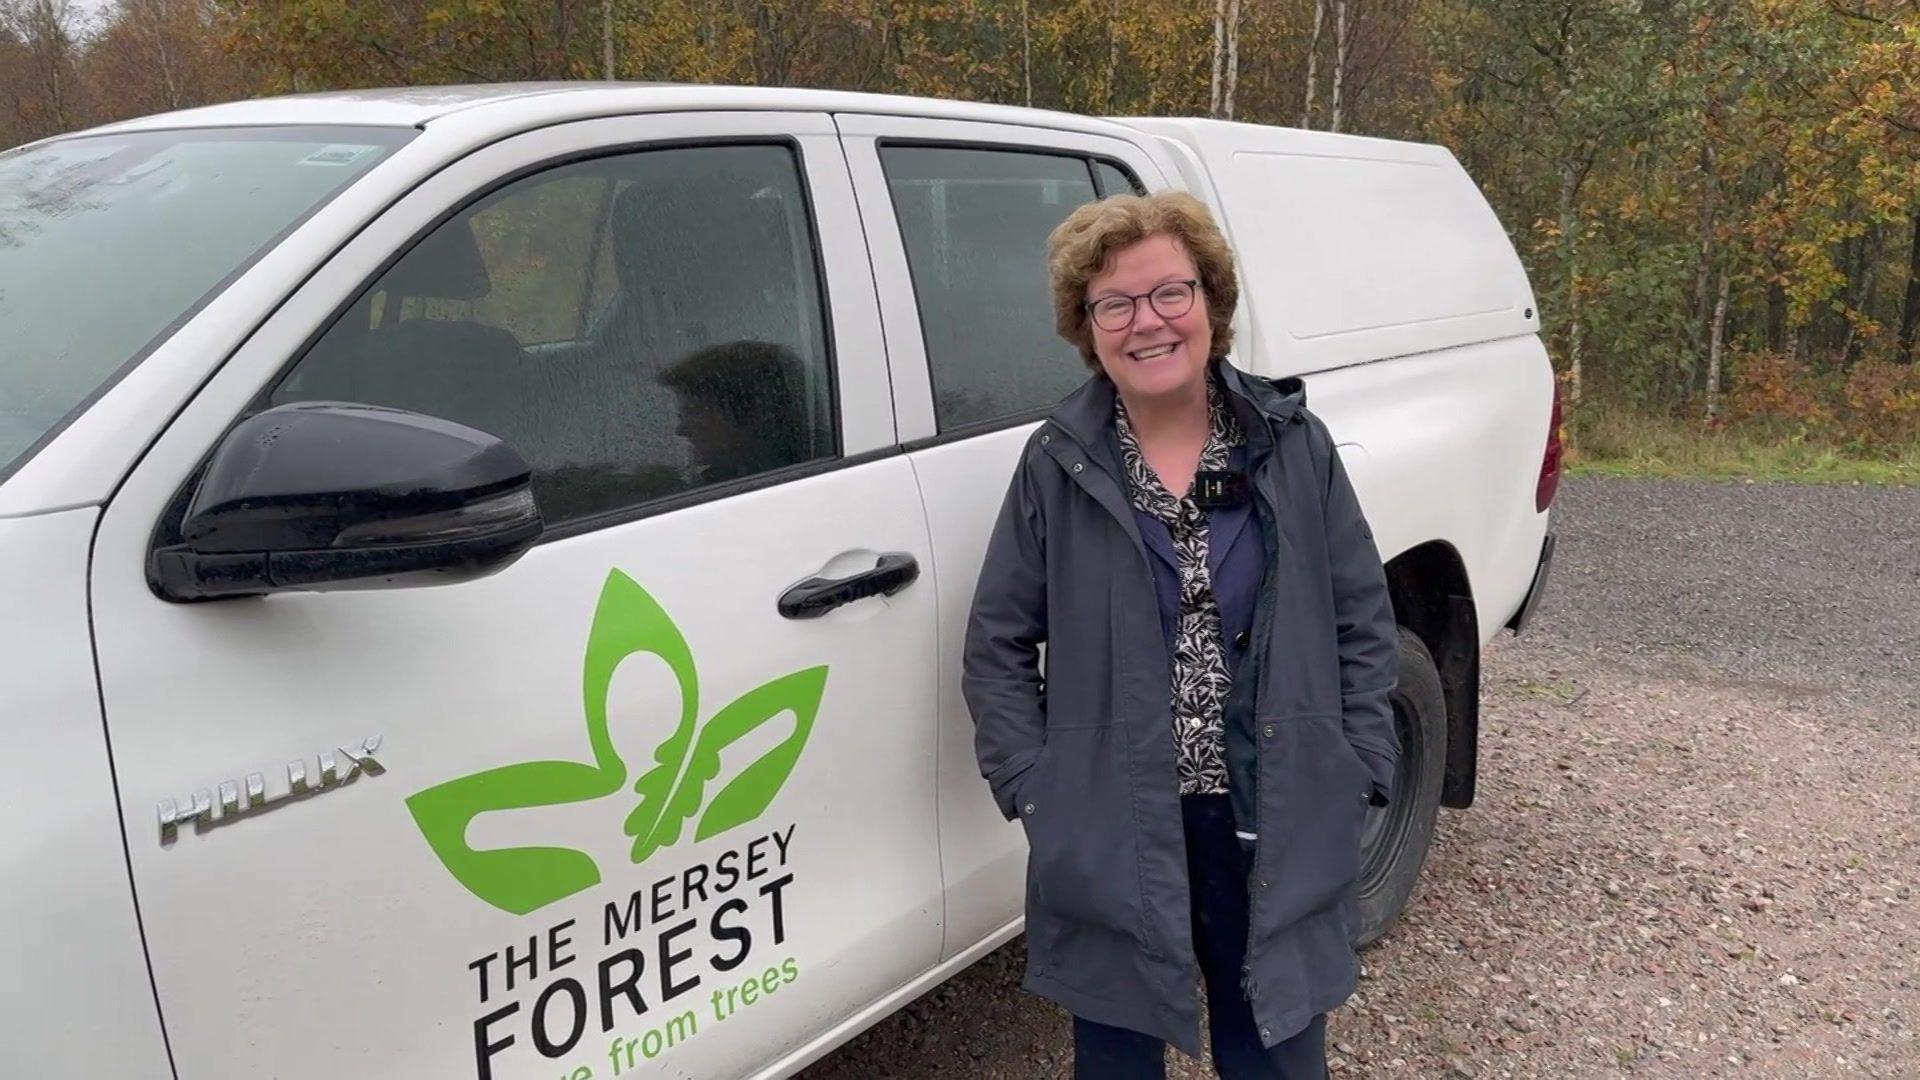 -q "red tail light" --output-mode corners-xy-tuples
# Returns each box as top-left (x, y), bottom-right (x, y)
(1535, 378), (1564, 512)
